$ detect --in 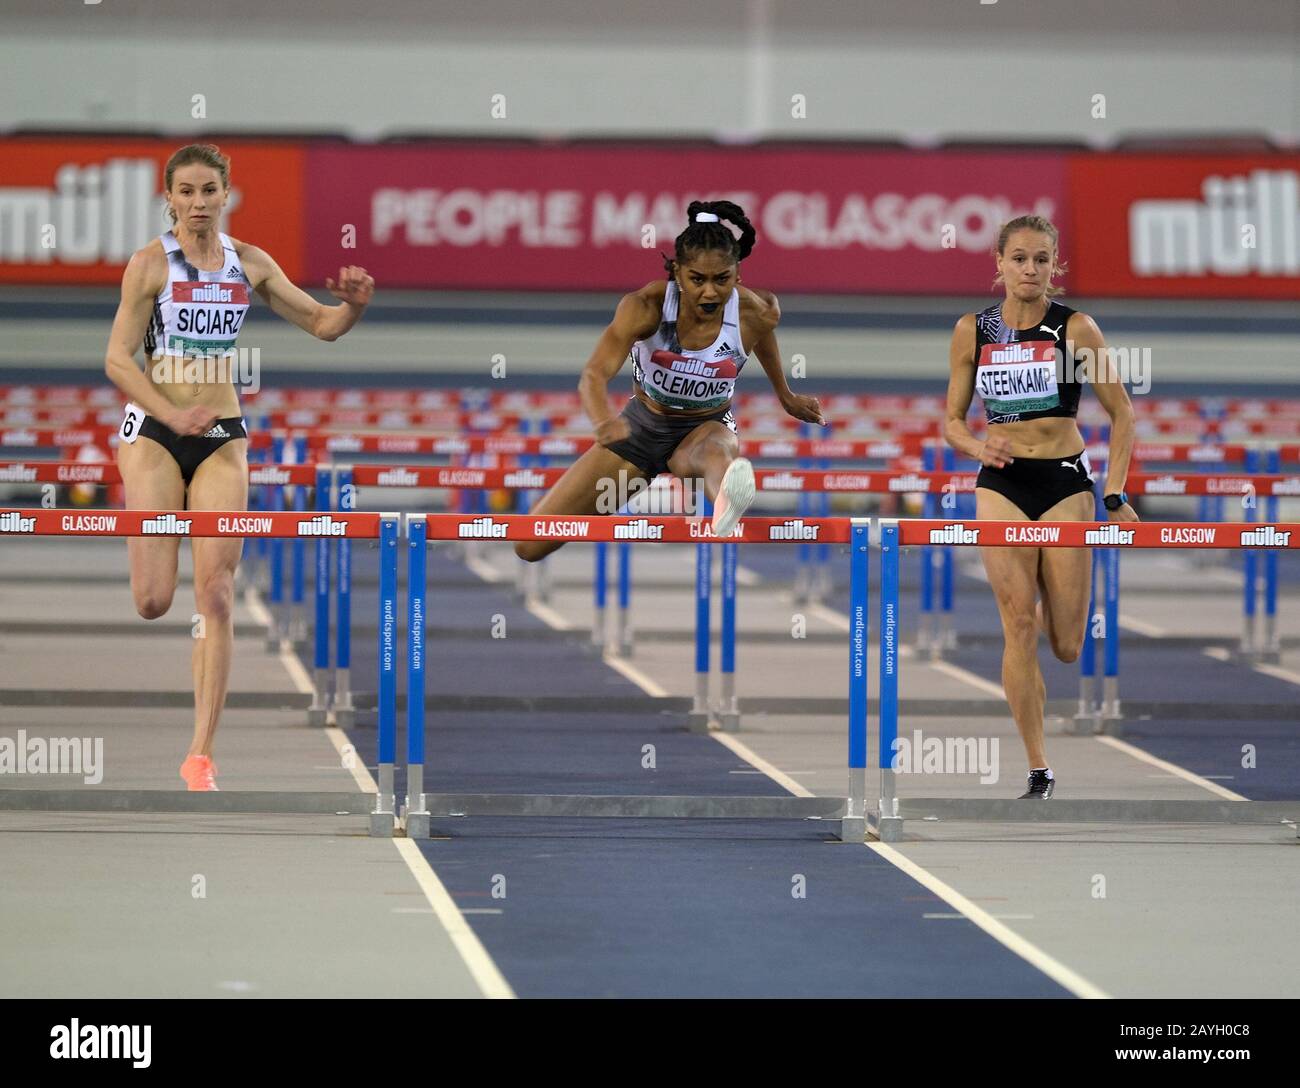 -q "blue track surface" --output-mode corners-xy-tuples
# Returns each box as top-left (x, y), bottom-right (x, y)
(333, 543), (1082, 996)
(327, 530), (1296, 995)
(420, 818), (1071, 998)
